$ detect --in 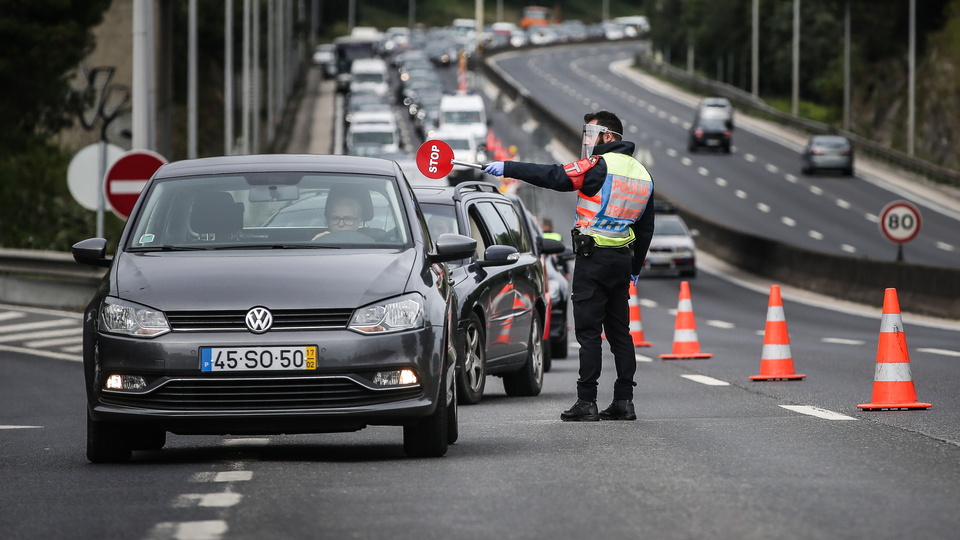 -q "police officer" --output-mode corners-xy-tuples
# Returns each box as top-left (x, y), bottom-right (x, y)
(483, 110), (654, 421)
